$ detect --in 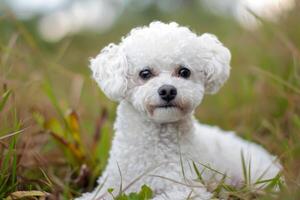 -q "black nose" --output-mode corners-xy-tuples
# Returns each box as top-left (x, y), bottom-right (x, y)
(158, 84), (177, 102)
